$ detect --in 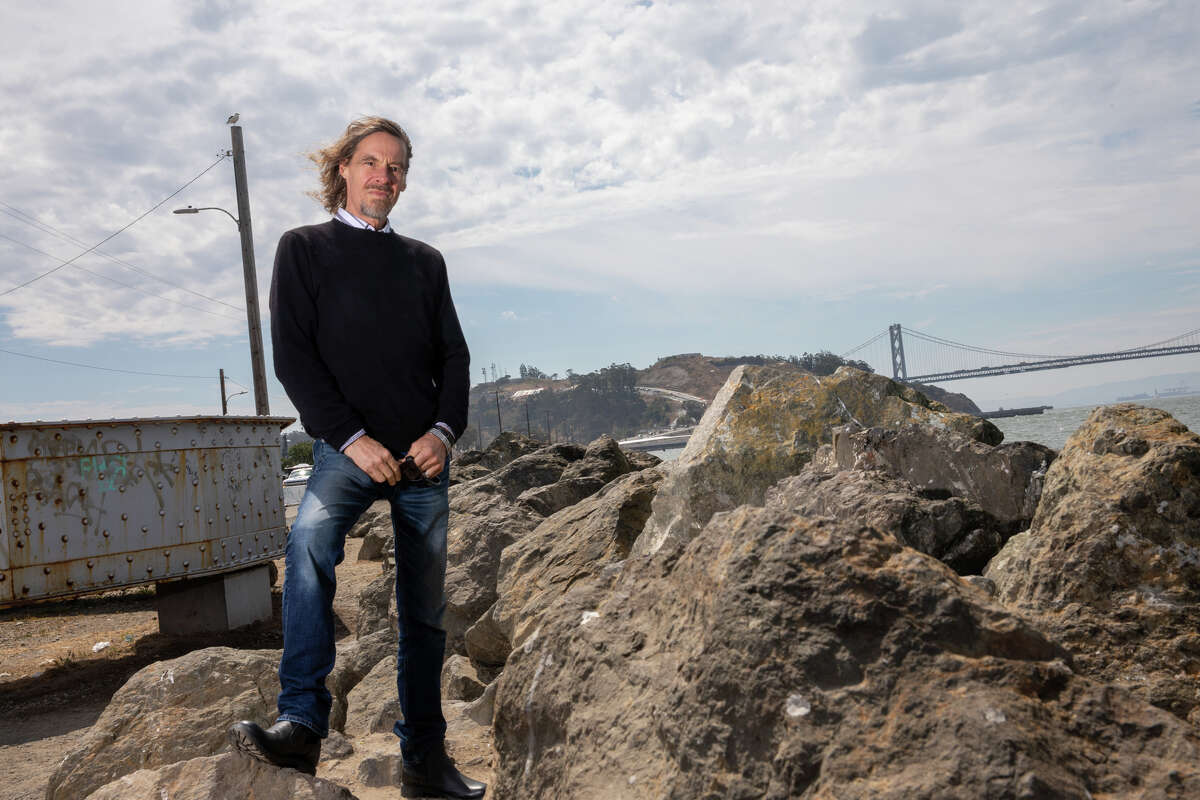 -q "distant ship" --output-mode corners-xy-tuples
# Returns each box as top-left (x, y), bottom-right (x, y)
(1116, 385), (1193, 402)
